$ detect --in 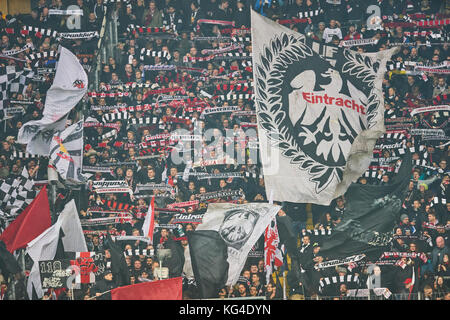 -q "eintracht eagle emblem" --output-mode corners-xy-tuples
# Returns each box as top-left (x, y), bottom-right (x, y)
(254, 32), (382, 194)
